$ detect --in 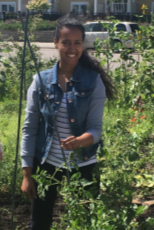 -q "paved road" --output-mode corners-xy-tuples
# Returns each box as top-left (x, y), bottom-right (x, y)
(38, 47), (142, 70)
(1, 42), (142, 70)
(39, 47), (59, 60)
